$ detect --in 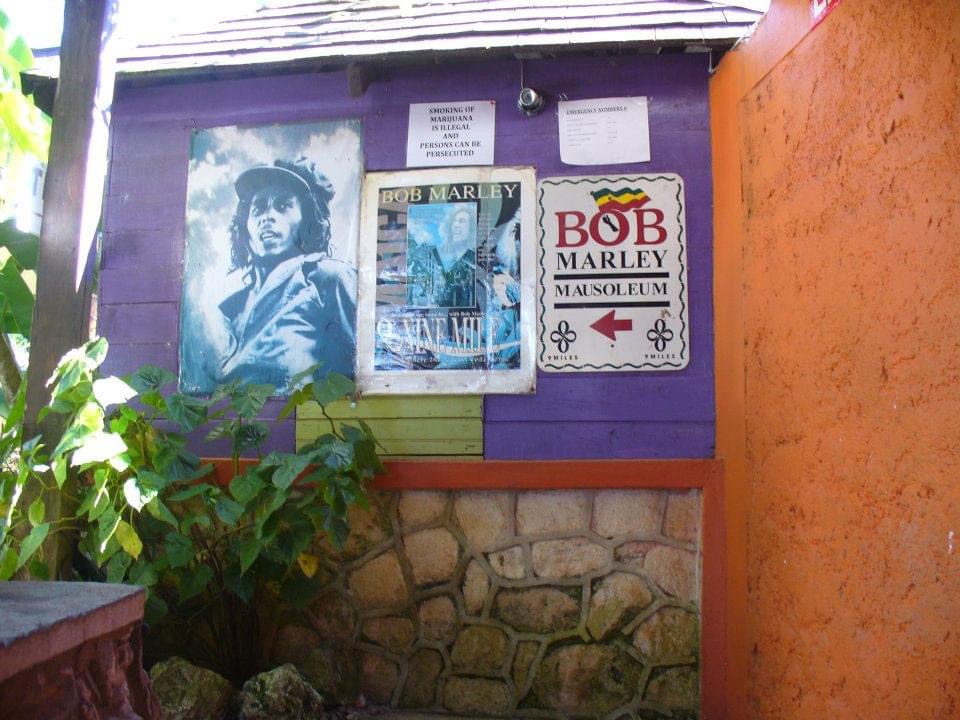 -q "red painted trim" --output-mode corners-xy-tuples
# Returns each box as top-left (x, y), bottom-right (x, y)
(202, 456), (726, 718)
